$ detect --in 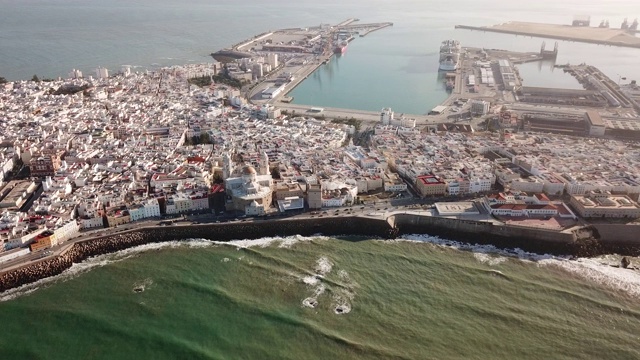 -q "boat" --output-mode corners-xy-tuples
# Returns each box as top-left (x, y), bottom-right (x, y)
(439, 40), (461, 71)
(445, 79), (455, 90)
(334, 40), (348, 54)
